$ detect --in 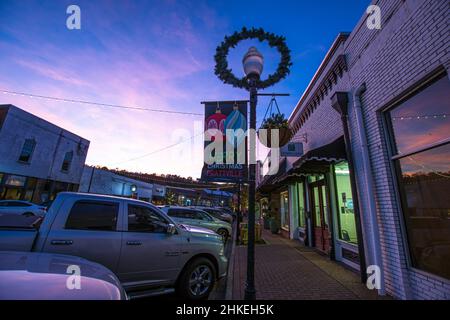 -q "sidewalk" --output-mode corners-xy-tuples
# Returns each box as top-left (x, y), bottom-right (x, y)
(230, 228), (385, 300)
